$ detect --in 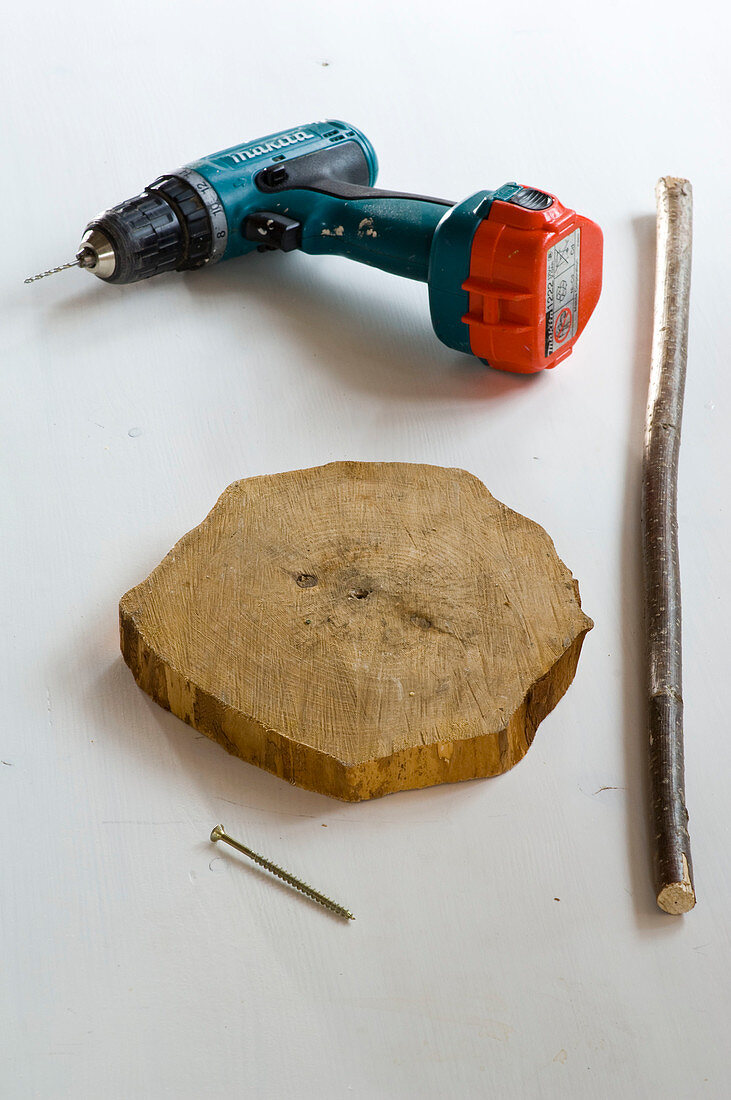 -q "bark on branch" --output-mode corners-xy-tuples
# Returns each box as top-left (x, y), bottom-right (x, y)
(642, 177), (695, 914)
